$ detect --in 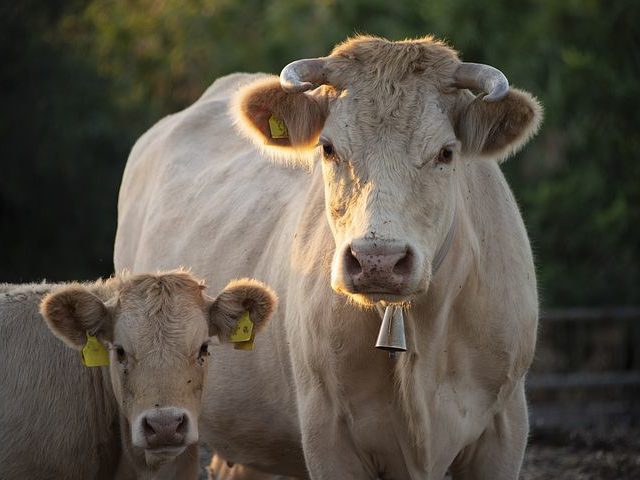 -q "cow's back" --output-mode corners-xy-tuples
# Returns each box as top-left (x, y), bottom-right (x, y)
(0, 284), (120, 480)
(114, 72), (309, 288)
